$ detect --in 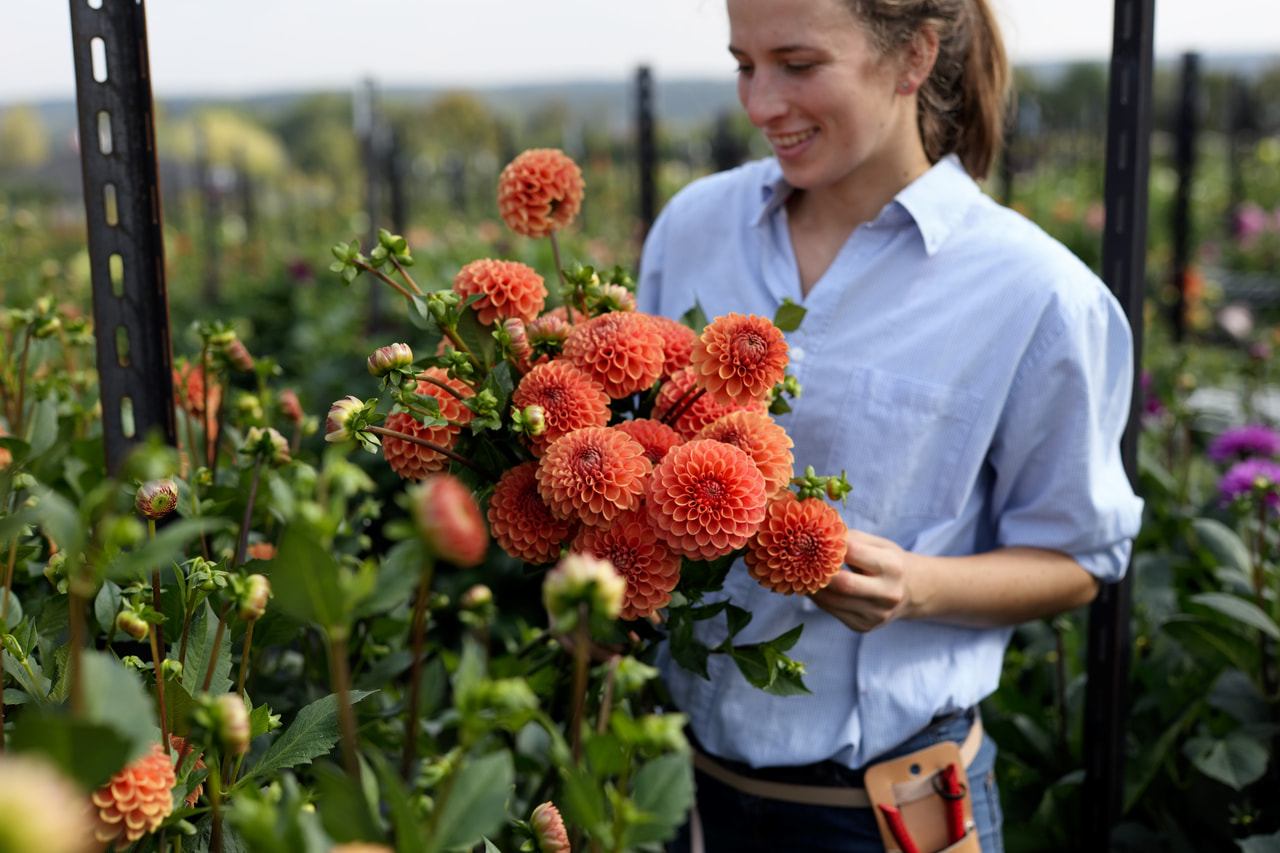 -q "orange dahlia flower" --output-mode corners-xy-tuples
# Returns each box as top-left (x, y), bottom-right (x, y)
(0, 753), (96, 853)
(653, 367), (769, 440)
(536, 427), (651, 527)
(647, 439), (768, 560)
(246, 542), (276, 561)
(563, 312), (666, 399)
(173, 362), (220, 418)
(530, 801), (571, 853)
(168, 735), (205, 808)
(498, 149), (585, 239)
(746, 491), (848, 595)
(0, 423), (10, 472)
(691, 313), (789, 406)
(698, 411), (794, 497)
(452, 258), (547, 326)
(574, 508), (681, 620)
(648, 315), (698, 378)
(382, 368), (474, 480)
(91, 742), (176, 850)
(511, 361), (611, 457)
(614, 418), (685, 466)
(488, 462), (576, 564)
